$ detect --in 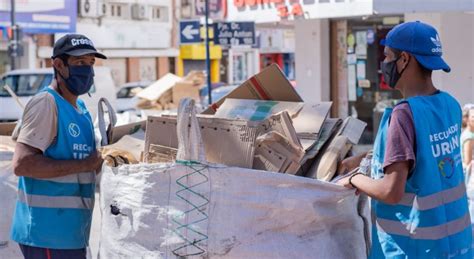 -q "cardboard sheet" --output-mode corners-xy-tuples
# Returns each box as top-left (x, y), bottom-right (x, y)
(146, 144), (177, 163)
(253, 131), (305, 174)
(203, 64), (302, 114)
(296, 118), (342, 176)
(258, 112), (301, 148)
(100, 135), (145, 166)
(145, 115), (260, 168)
(172, 82), (201, 104)
(305, 117), (367, 179)
(136, 73), (182, 101)
(111, 120), (146, 144)
(214, 99), (304, 121)
(292, 102), (332, 151)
